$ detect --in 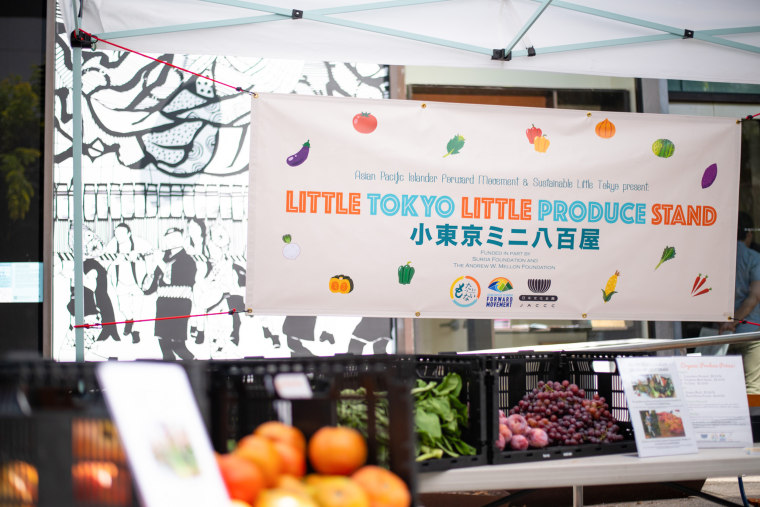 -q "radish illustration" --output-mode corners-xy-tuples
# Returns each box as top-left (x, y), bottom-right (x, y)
(282, 234), (301, 260)
(286, 140), (310, 167)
